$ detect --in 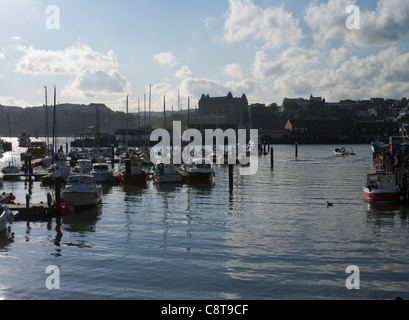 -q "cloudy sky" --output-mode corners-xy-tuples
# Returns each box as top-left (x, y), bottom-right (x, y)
(1, 0), (409, 112)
